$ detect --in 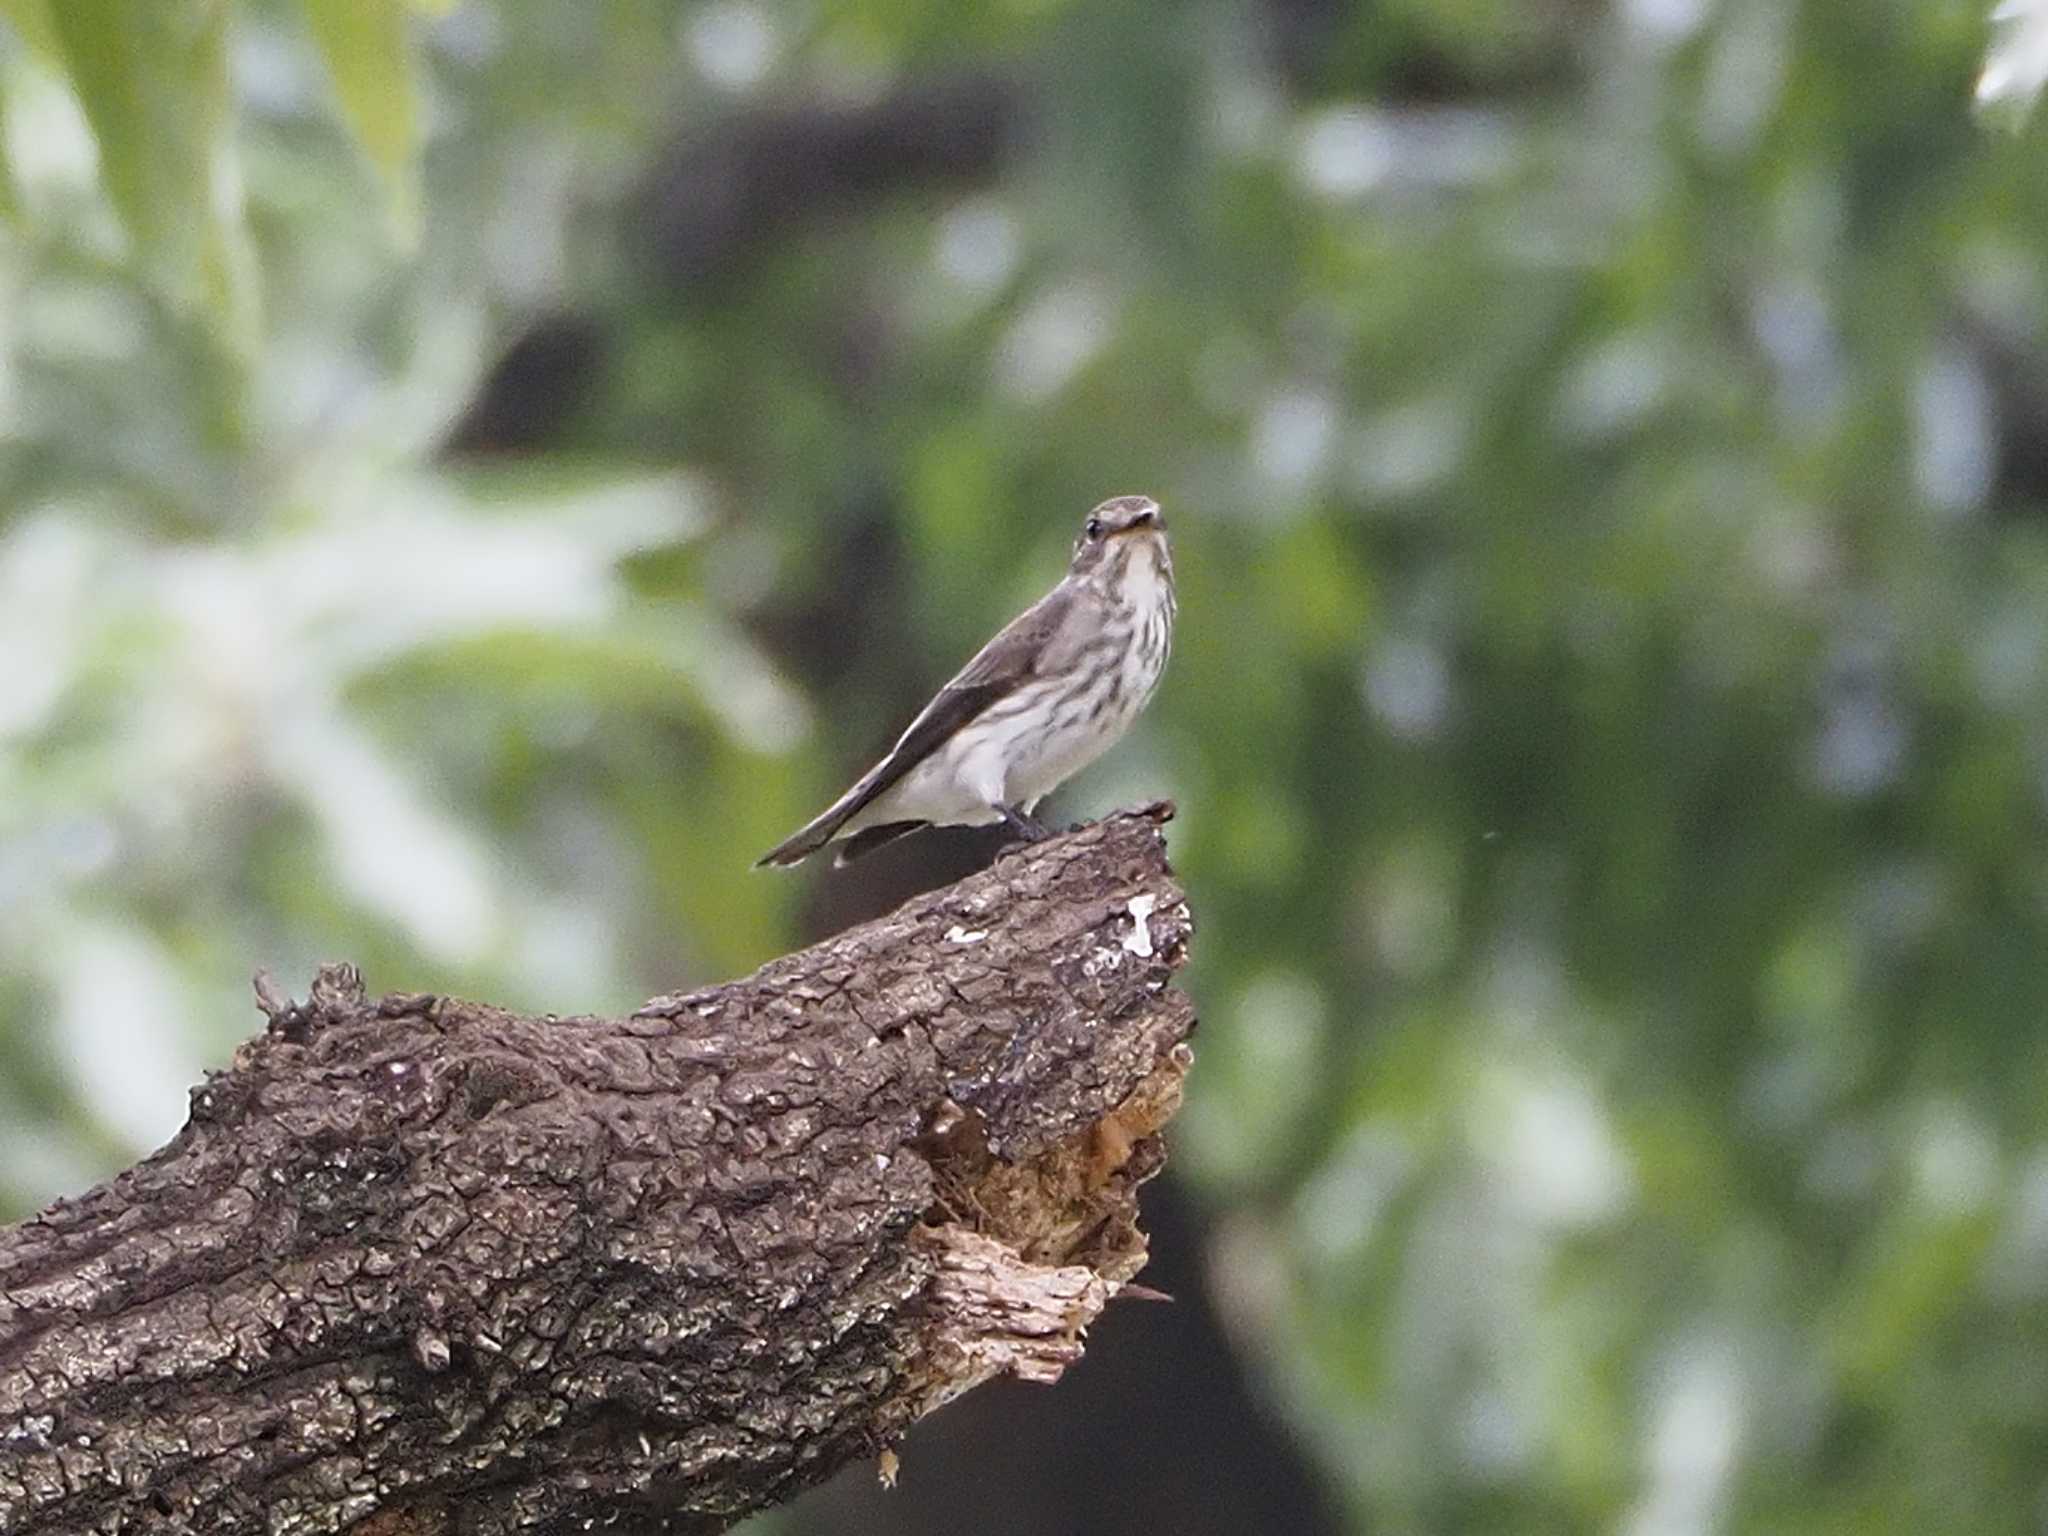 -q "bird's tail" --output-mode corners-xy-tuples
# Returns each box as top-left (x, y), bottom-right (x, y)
(754, 766), (901, 867)
(757, 795), (927, 866)
(755, 813), (843, 868)
(757, 728), (938, 869)
(831, 820), (925, 866)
